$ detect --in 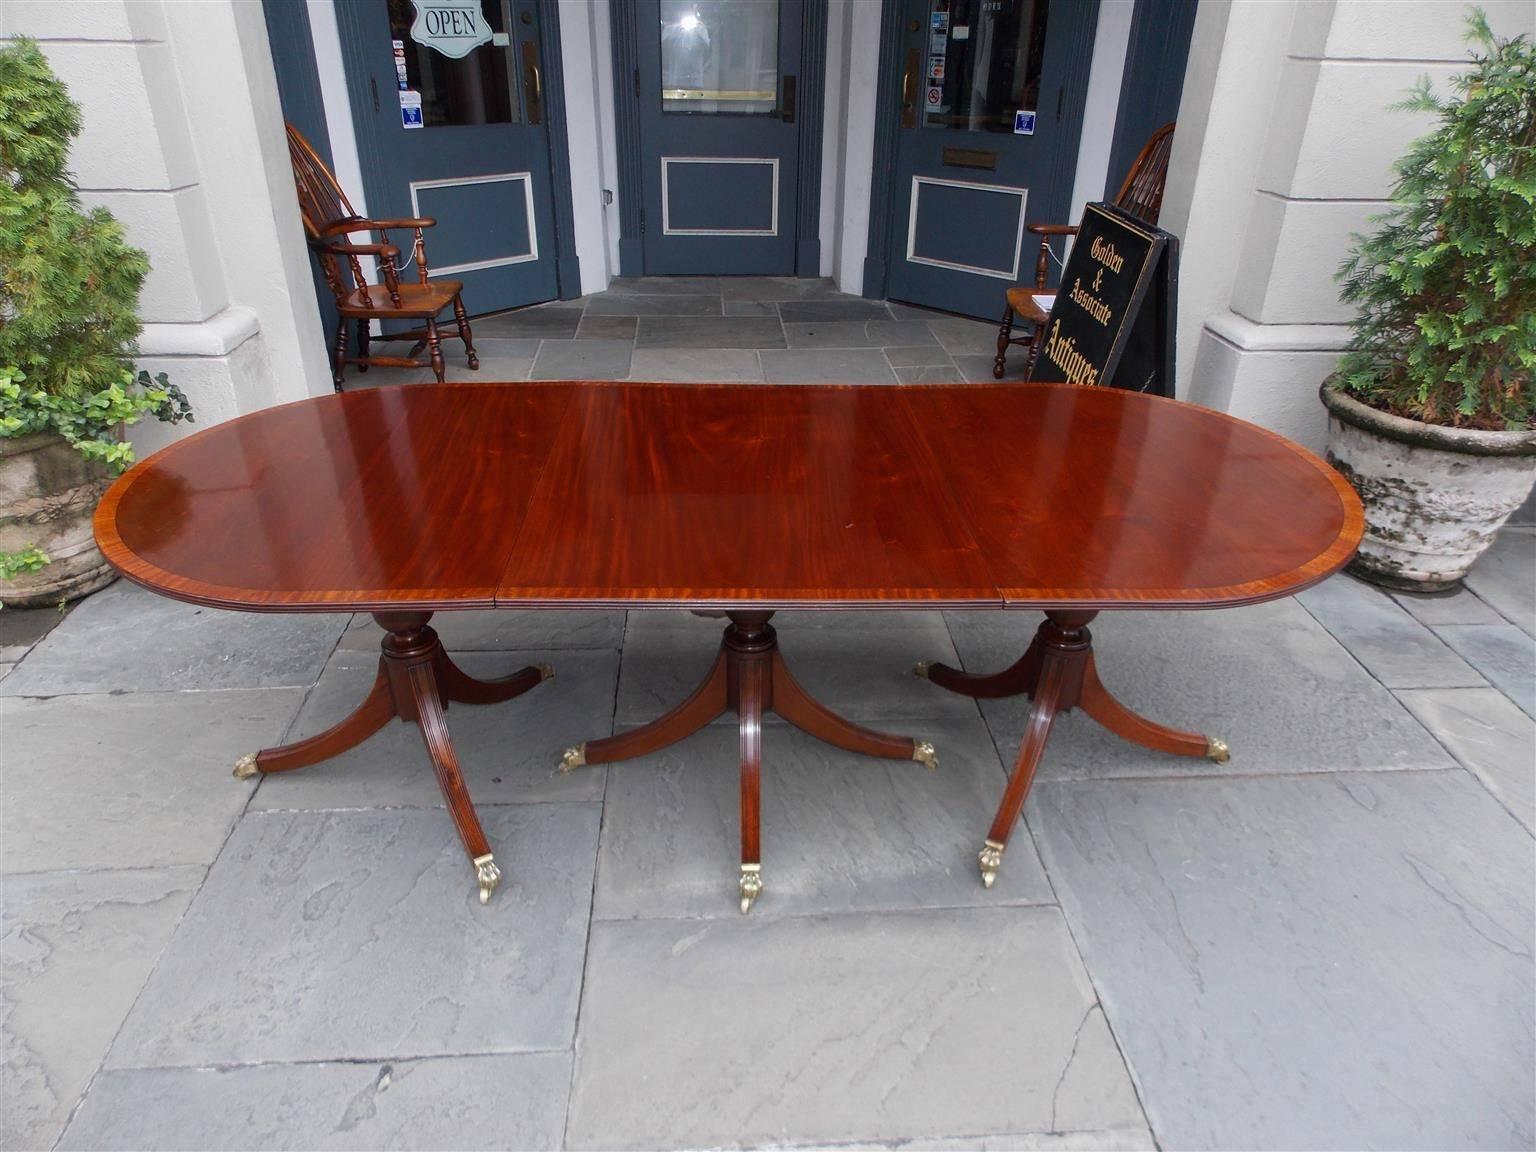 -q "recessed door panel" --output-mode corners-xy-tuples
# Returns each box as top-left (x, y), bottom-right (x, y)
(885, 0), (1096, 319)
